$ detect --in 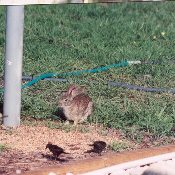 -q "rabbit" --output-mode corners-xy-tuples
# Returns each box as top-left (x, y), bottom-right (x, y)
(58, 84), (93, 125)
